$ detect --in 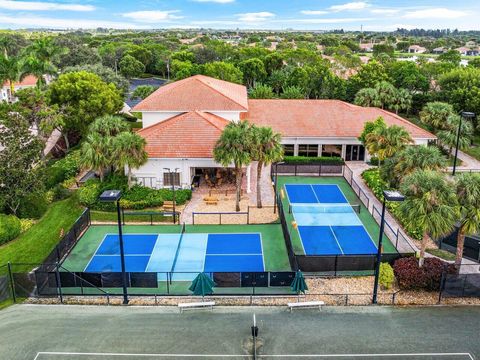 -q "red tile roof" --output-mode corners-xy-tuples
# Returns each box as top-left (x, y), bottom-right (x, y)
(242, 99), (435, 139)
(138, 111), (228, 158)
(133, 75), (248, 112)
(2, 75), (37, 88)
